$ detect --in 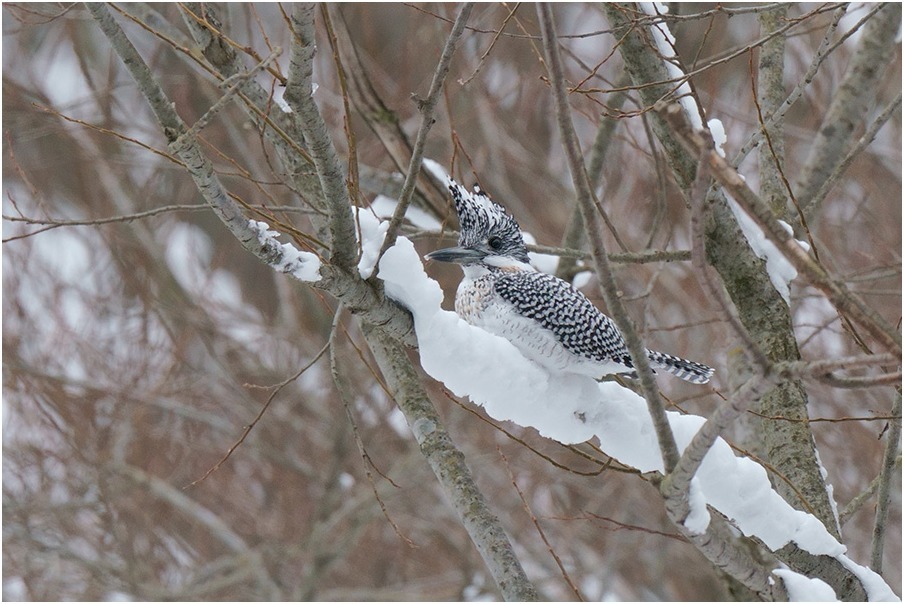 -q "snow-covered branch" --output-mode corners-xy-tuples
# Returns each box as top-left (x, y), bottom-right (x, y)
(376, 221), (898, 602)
(658, 101), (902, 358)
